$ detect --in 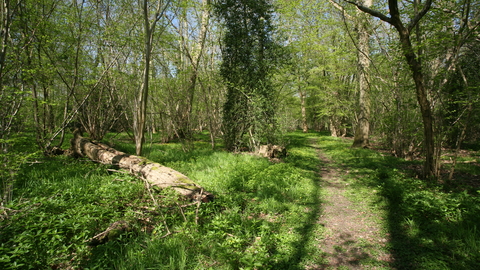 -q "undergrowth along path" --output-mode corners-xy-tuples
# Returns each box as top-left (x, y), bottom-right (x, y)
(312, 139), (393, 269)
